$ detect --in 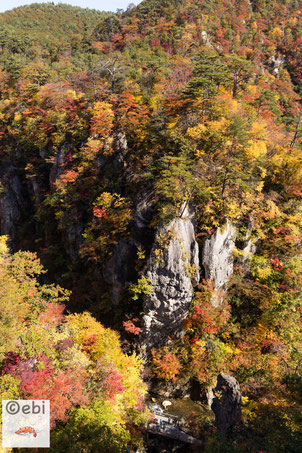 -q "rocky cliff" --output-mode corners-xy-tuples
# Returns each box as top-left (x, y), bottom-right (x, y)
(141, 206), (199, 348)
(202, 221), (236, 306)
(0, 164), (28, 248)
(103, 192), (155, 305)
